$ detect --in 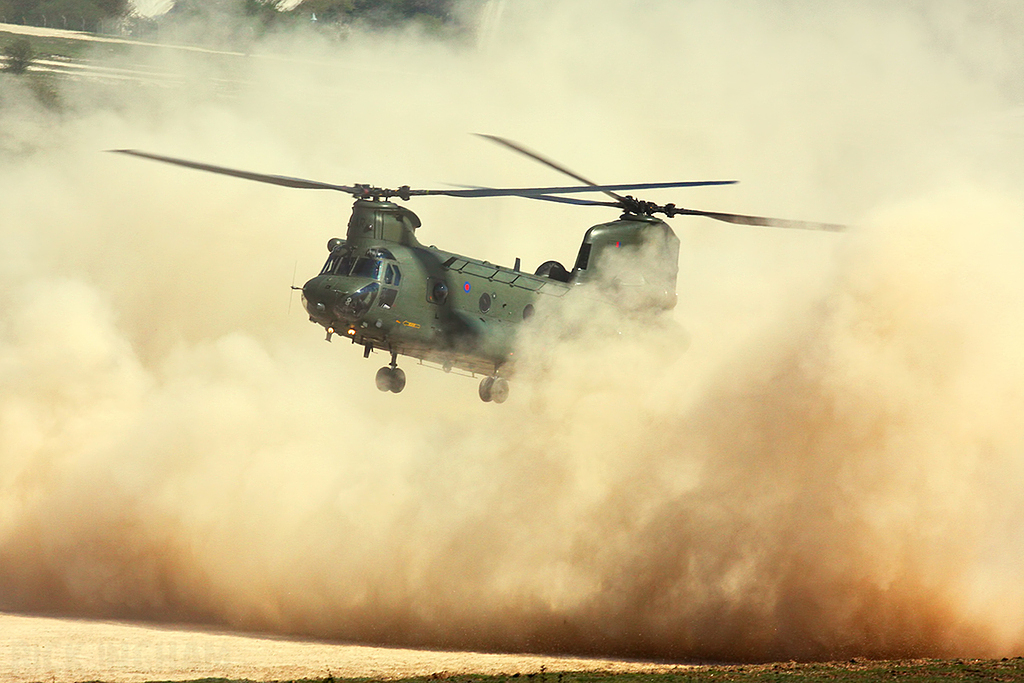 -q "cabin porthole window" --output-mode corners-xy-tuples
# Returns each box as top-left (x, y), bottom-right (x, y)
(430, 281), (448, 304)
(479, 292), (492, 313)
